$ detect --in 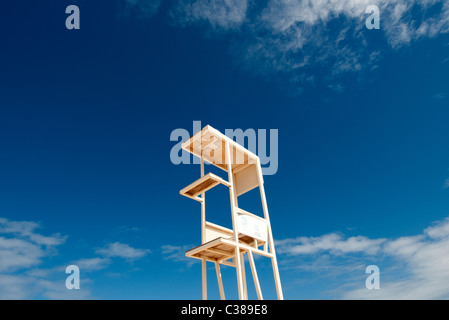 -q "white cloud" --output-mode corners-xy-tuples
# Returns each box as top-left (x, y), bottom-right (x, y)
(0, 218), (66, 273)
(0, 218), (66, 246)
(96, 242), (150, 259)
(424, 217), (449, 239)
(74, 257), (111, 272)
(277, 233), (386, 255)
(277, 216), (449, 299)
(0, 273), (95, 300)
(0, 275), (32, 299)
(343, 224), (449, 299)
(37, 278), (93, 300)
(161, 244), (198, 267)
(0, 217), (94, 299)
(0, 217), (153, 299)
(170, 0), (449, 90)
(442, 178), (449, 189)
(172, 0), (248, 29)
(0, 237), (44, 272)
